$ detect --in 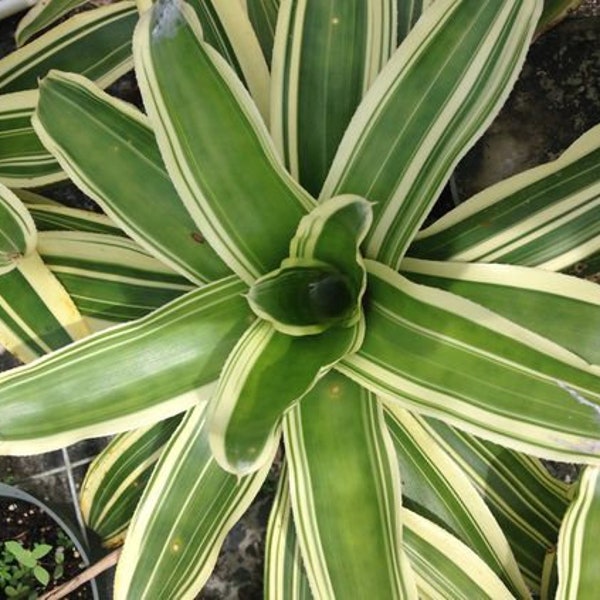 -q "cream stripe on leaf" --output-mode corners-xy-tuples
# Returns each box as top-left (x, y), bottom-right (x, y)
(24, 203), (123, 236)
(37, 231), (193, 323)
(422, 417), (571, 594)
(34, 70), (231, 286)
(270, 0), (396, 195)
(0, 188), (88, 362)
(0, 183), (36, 273)
(115, 402), (273, 600)
(338, 260), (600, 465)
(283, 371), (418, 599)
(0, 276), (250, 454)
(197, 0), (271, 123)
(321, 0), (541, 269)
(0, 2), (137, 93)
(208, 314), (364, 476)
(556, 466), (600, 599)
(81, 415), (183, 548)
(15, 0), (89, 47)
(401, 258), (600, 364)
(133, 0), (314, 284)
(0, 90), (64, 188)
(410, 124), (600, 269)
(403, 509), (514, 599)
(264, 462), (312, 600)
(385, 405), (531, 598)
